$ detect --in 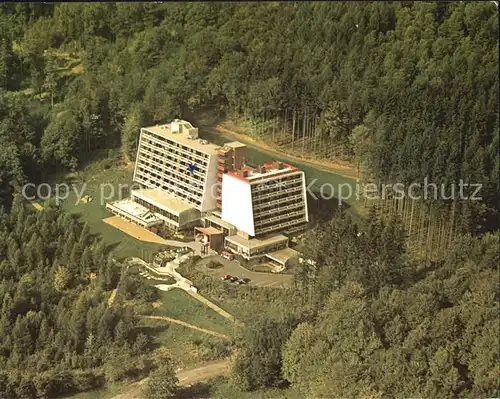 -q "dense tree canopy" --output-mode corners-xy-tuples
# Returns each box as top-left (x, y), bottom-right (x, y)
(0, 198), (162, 398)
(0, 2), (497, 225)
(230, 211), (499, 397)
(0, 3), (498, 397)
(284, 214), (499, 398)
